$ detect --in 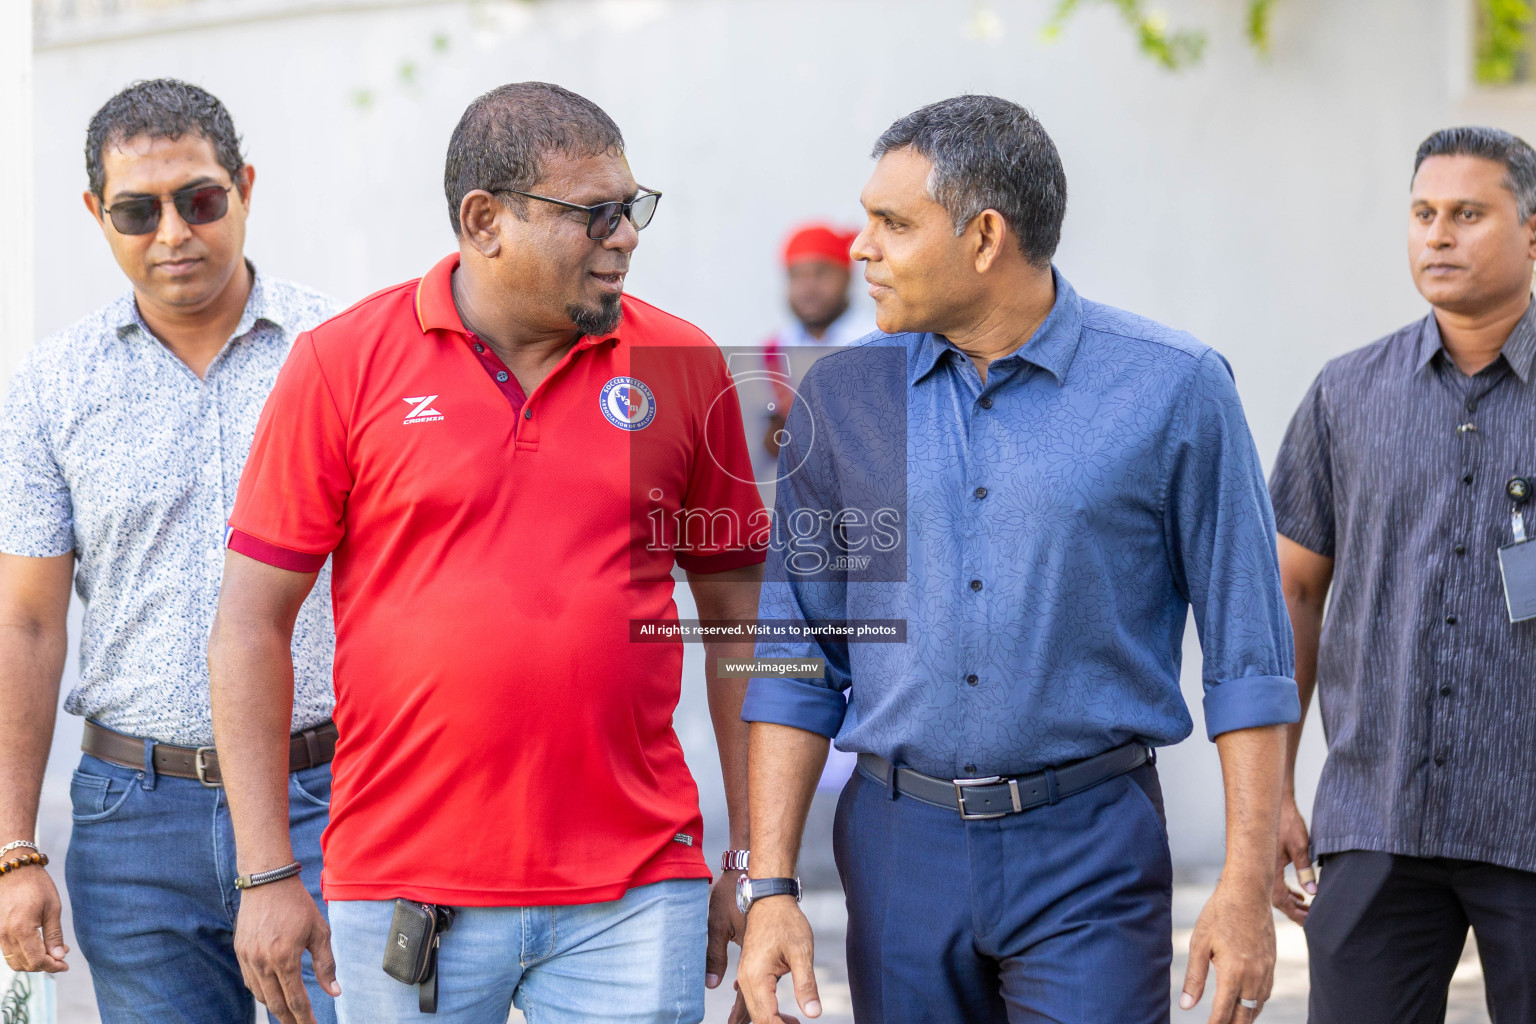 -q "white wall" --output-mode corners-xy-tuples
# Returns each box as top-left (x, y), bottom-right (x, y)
(2, 0), (32, 377)
(31, 0), (1536, 867)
